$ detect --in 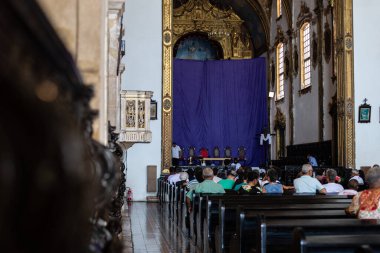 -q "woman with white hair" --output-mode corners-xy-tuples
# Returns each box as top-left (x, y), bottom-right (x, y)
(349, 169), (364, 185)
(347, 166), (380, 219)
